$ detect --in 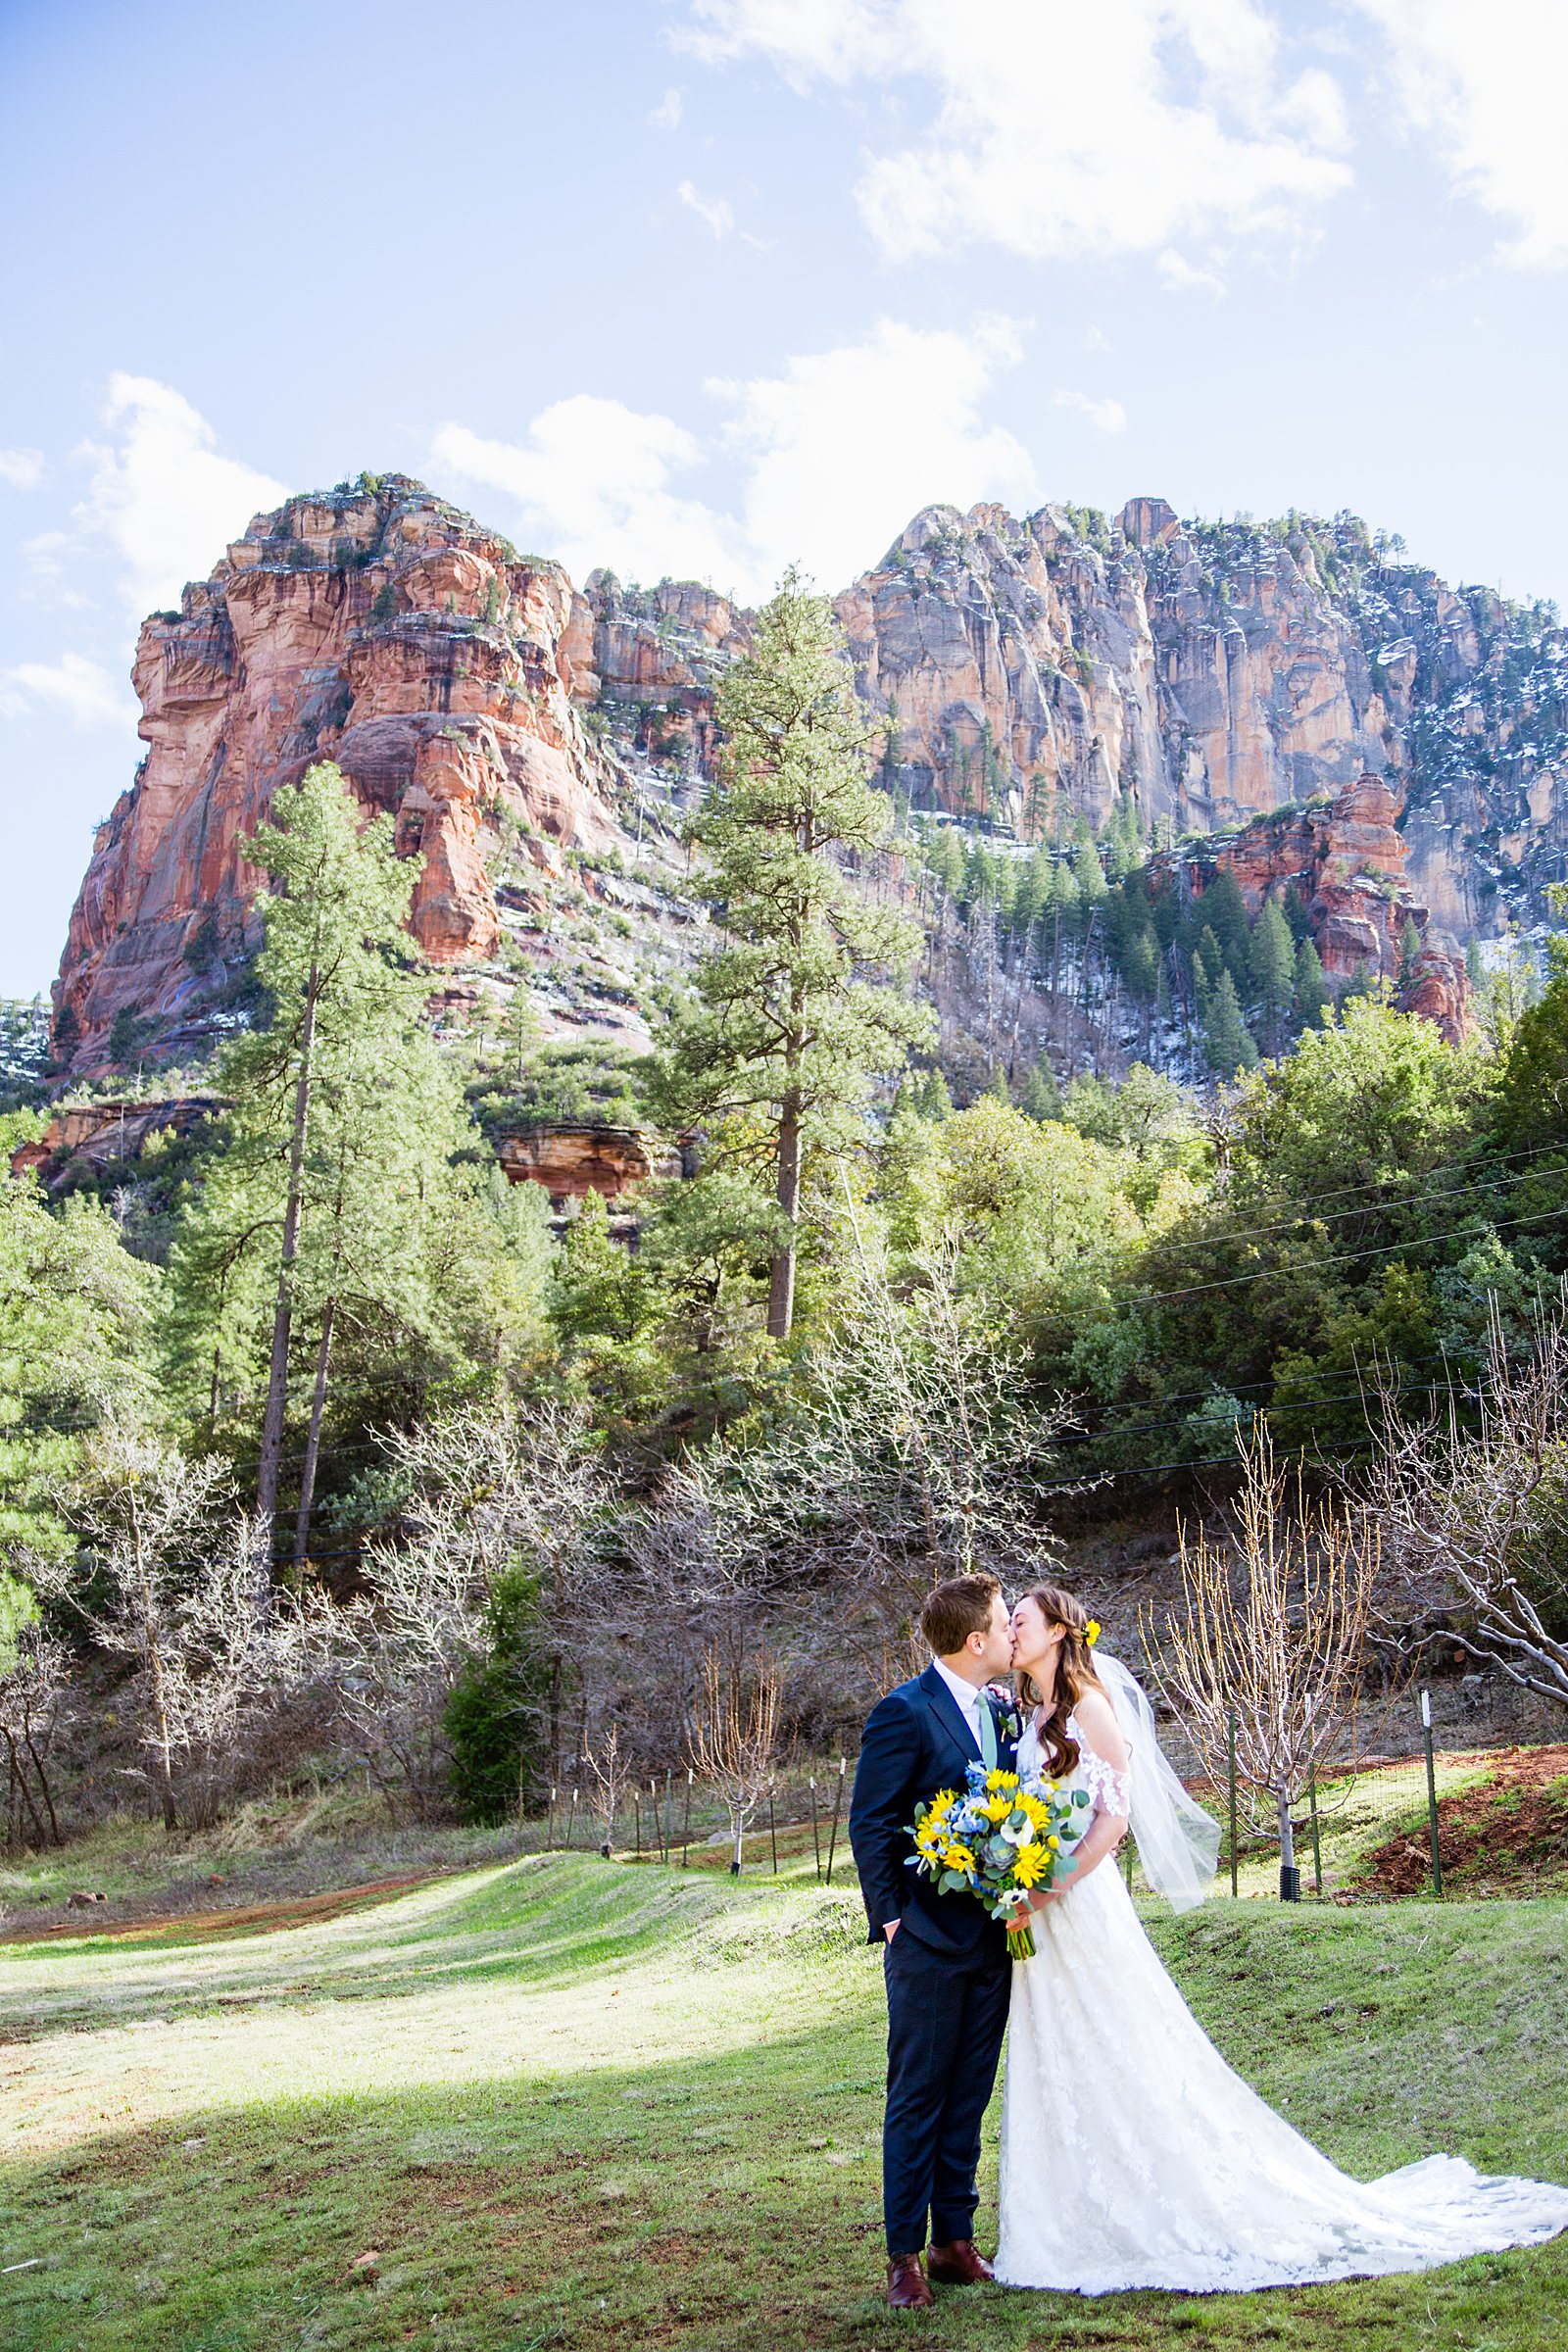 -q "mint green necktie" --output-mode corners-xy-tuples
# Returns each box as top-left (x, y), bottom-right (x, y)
(977, 1694), (998, 1772)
